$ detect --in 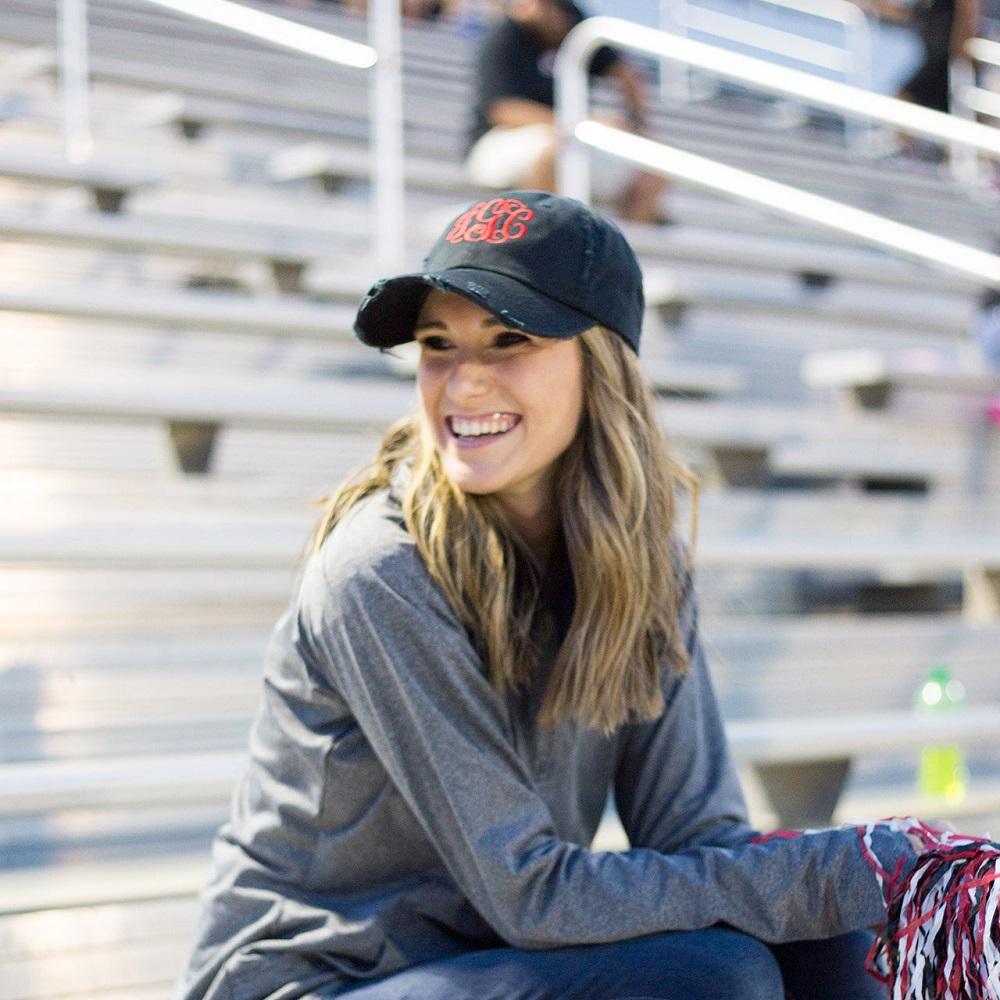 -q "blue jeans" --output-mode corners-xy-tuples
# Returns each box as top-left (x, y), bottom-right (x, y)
(332, 928), (884, 1000)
